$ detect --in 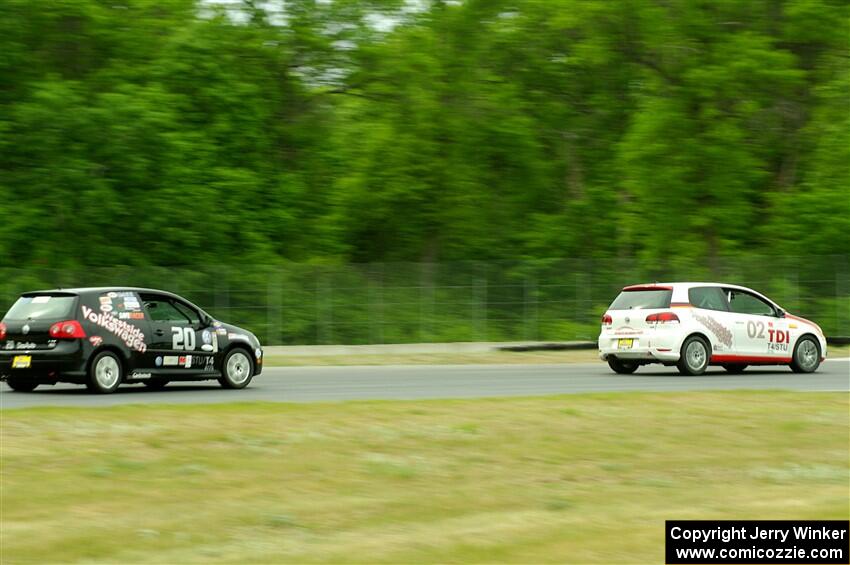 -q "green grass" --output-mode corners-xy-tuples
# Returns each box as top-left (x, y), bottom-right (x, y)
(1, 392), (848, 563)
